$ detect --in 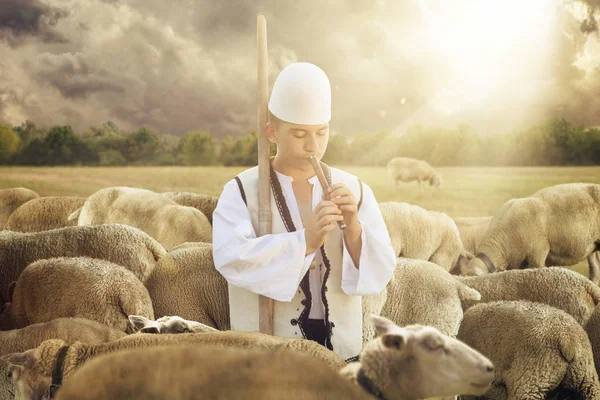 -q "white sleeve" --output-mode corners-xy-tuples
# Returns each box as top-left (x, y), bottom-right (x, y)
(212, 179), (316, 302)
(341, 182), (396, 296)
